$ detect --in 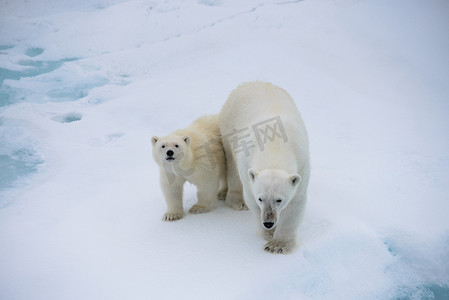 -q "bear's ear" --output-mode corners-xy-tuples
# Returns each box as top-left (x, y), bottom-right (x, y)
(151, 136), (159, 145)
(183, 135), (191, 145)
(248, 168), (258, 182)
(289, 174), (302, 187)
